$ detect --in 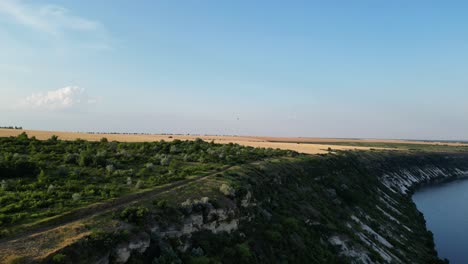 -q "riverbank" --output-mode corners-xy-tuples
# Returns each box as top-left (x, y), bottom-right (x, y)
(413, 177), (468, 264)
